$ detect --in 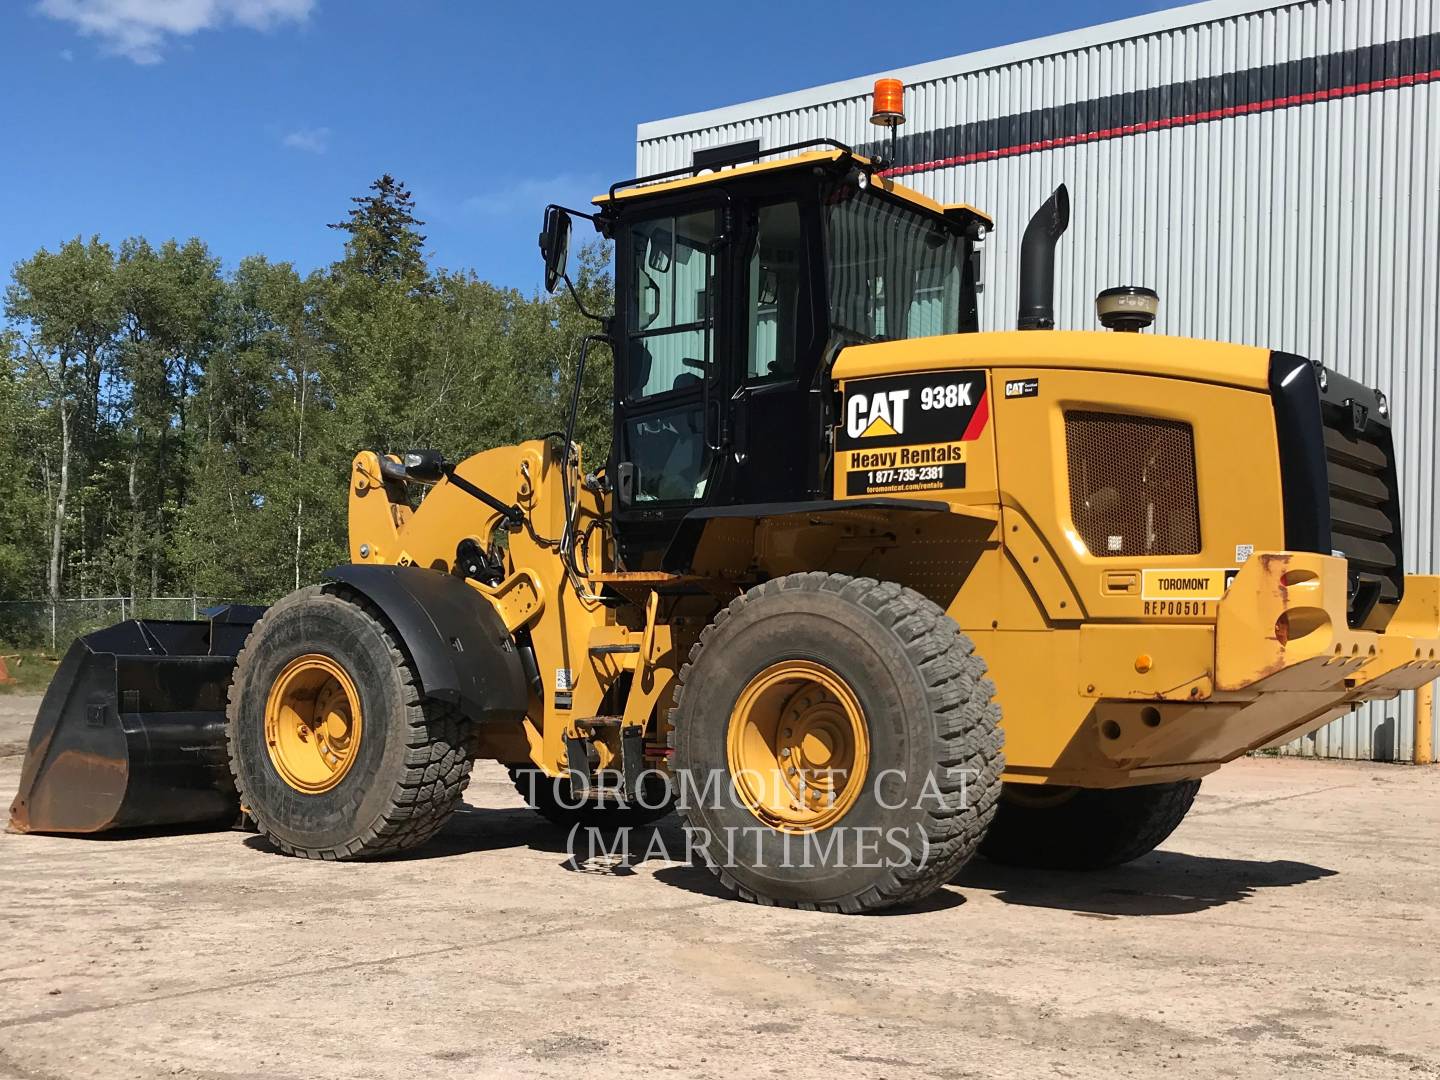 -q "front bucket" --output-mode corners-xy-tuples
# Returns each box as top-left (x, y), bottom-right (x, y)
(8, 605), (264, 835)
